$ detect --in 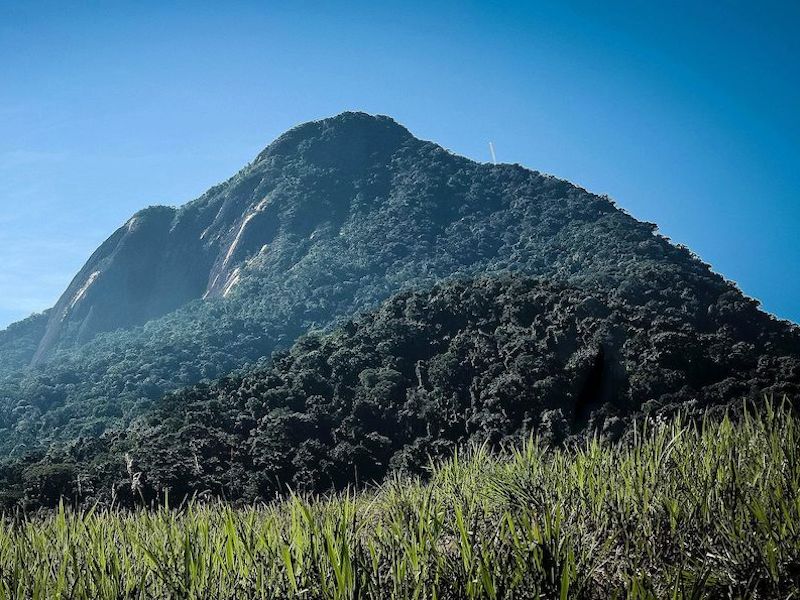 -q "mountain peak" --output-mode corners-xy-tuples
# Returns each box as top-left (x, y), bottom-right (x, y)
(254, 111), (413, 165)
